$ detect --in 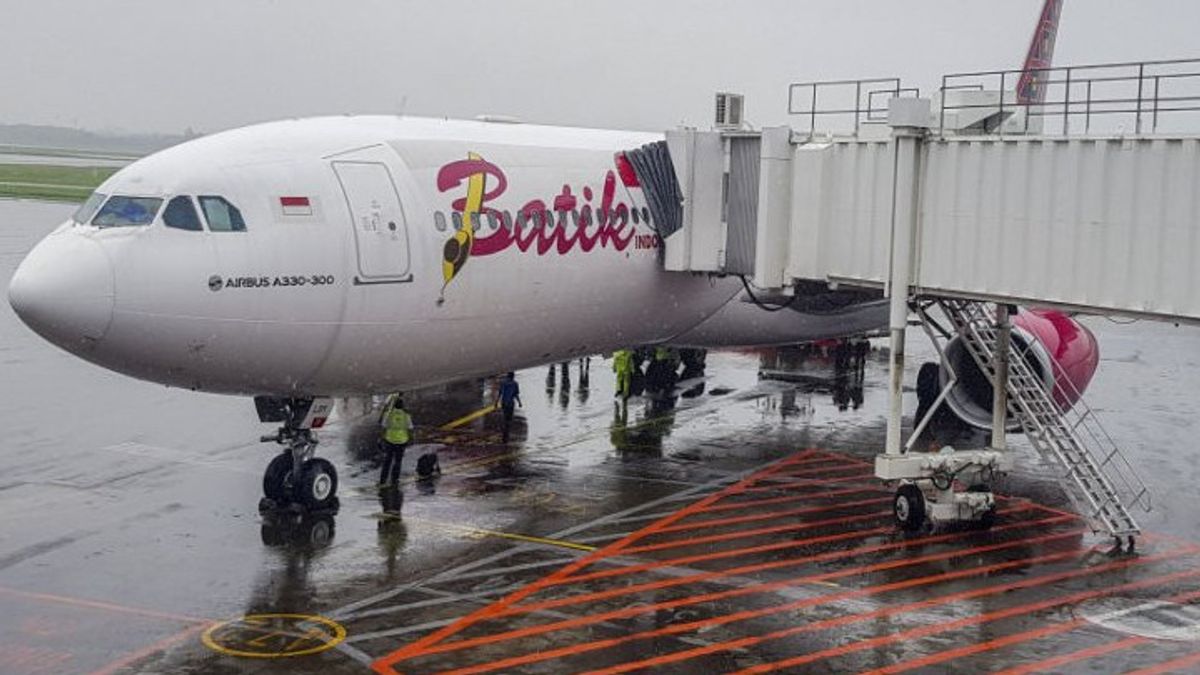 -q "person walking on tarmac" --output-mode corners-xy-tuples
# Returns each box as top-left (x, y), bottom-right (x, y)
(497, 372), (522, 443)
(612, 349), (634, 400)
(380, 395), (414, 486)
